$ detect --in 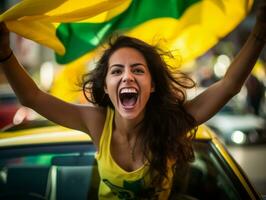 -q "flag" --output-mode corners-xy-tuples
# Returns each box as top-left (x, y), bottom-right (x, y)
(0, 0), (253, 102)
(0, 0), (253, 65)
